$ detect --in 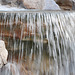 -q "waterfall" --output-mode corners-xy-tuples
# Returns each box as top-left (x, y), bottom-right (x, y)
(0, 11), (75, 75)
